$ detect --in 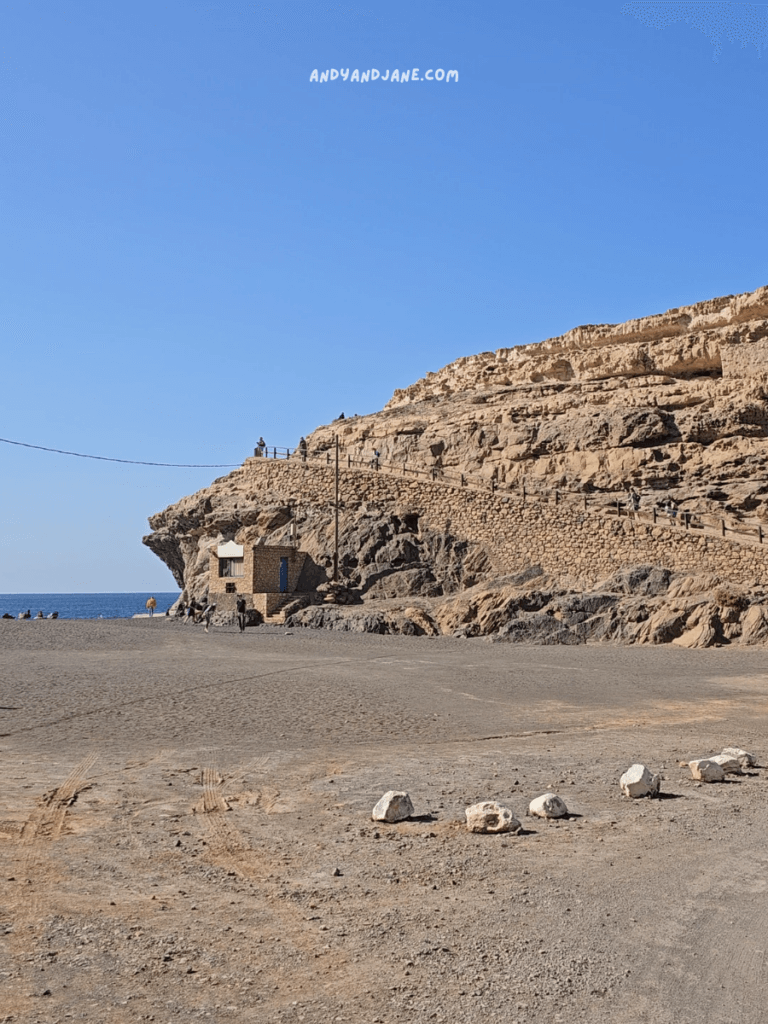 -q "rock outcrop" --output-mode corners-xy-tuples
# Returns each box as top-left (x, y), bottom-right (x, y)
(144, 283), (768, 645)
